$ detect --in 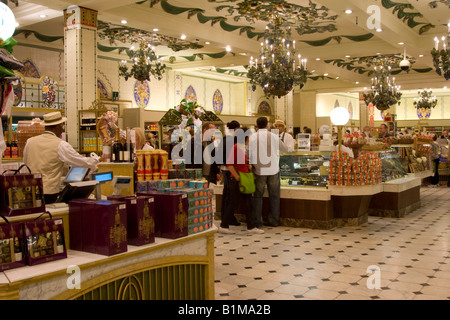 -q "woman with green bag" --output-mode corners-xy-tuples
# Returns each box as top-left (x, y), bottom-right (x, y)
(218, 128), (264, 235)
